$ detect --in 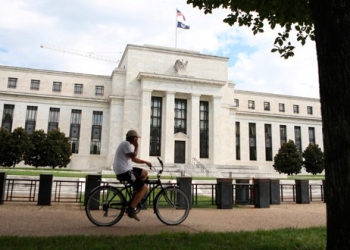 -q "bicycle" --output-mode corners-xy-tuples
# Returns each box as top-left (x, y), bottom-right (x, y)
(85, 157), (190, 226)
